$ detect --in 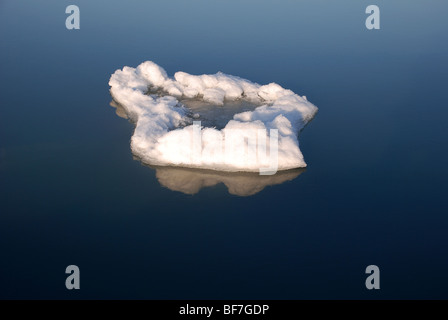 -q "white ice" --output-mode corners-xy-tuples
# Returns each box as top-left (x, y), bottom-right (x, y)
(109, 61), (317, 172)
